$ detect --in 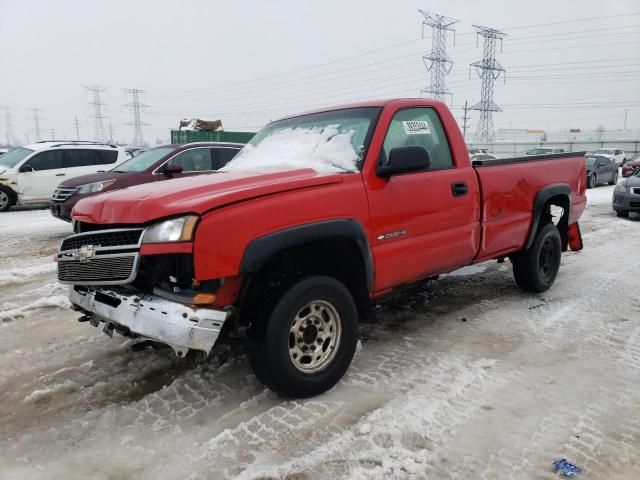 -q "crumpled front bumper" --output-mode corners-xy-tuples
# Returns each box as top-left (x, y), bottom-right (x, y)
(69, 286), (229, 356)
